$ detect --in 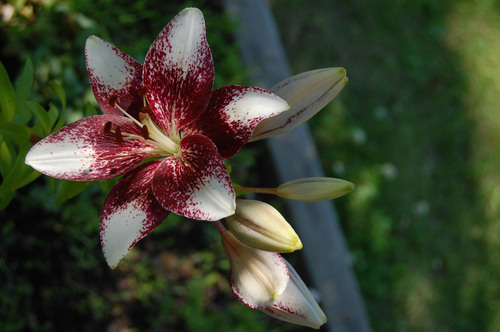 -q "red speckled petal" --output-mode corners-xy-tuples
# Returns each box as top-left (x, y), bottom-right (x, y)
(100, 160), (170, 268)
(152, 134), (235, 221)
(143, 8), (214, 135)
(85, 36), (143, 119)
(184, 85), (289, 159)
(262, 261), (327, 329)
(220, 230), (289, 309)
(25, 115), (157, 181)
